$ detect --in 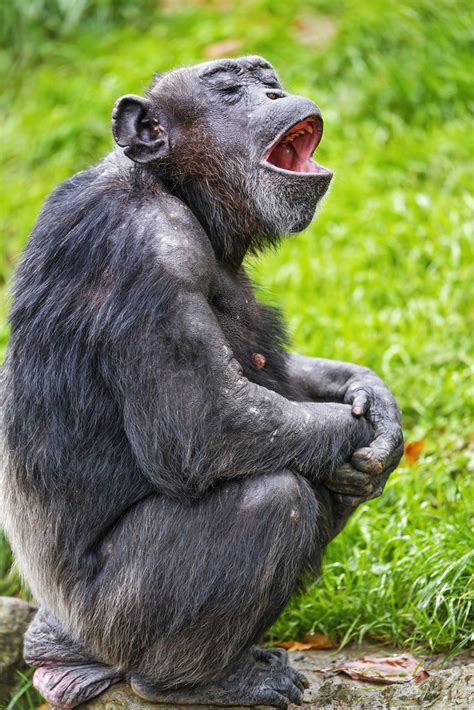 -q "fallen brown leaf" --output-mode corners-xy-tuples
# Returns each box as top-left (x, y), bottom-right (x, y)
(314, 653), (429, 685)
(277, 640), (314, 651)
(204, 38), (243, 59)
(276, 633), (335, 651)
(404, 439), (425, 465)
(303, 632), (336, 649)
